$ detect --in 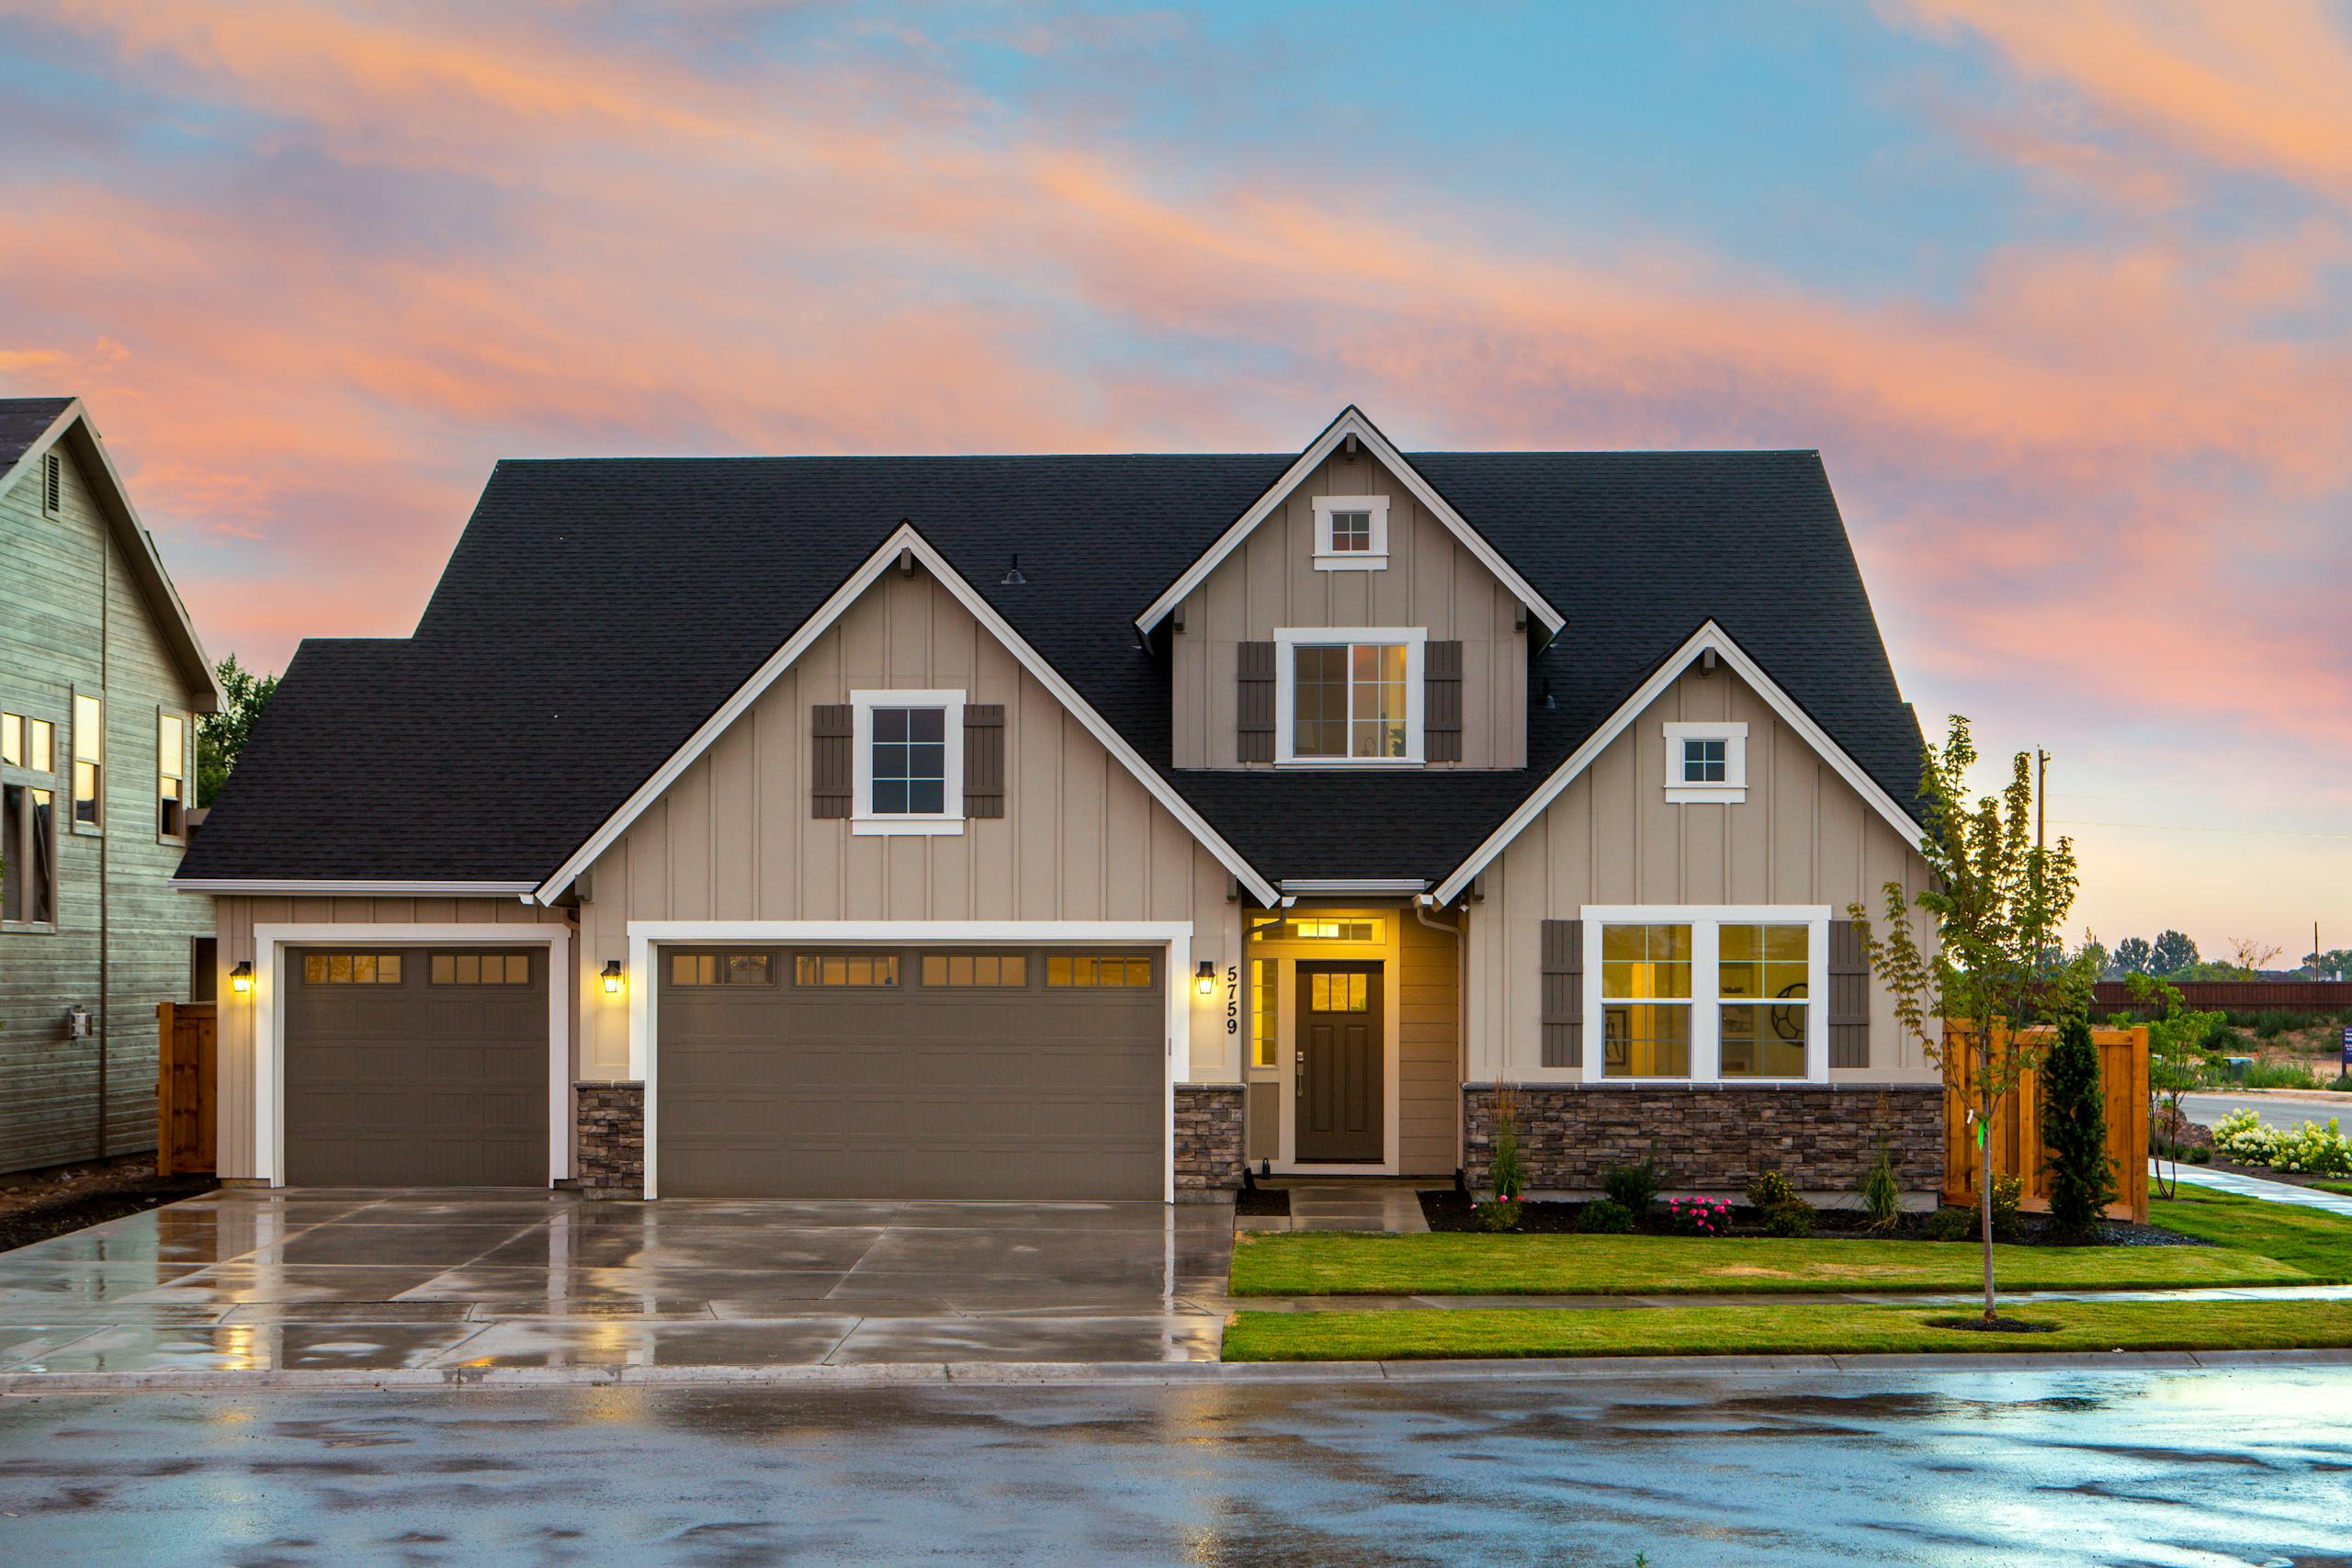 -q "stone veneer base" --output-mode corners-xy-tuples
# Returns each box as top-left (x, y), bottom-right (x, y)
(570, 1080), (645, 1197)
(1463, 1082), (1944, 1200)
(1174, 1084), (1247, 1199)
